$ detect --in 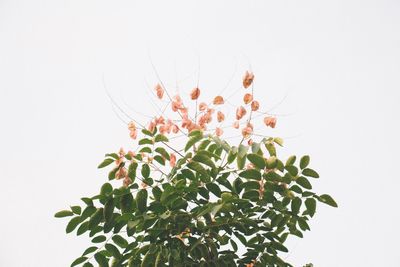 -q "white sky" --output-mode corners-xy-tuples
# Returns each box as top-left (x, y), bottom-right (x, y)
(1, 0), (399, 266)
